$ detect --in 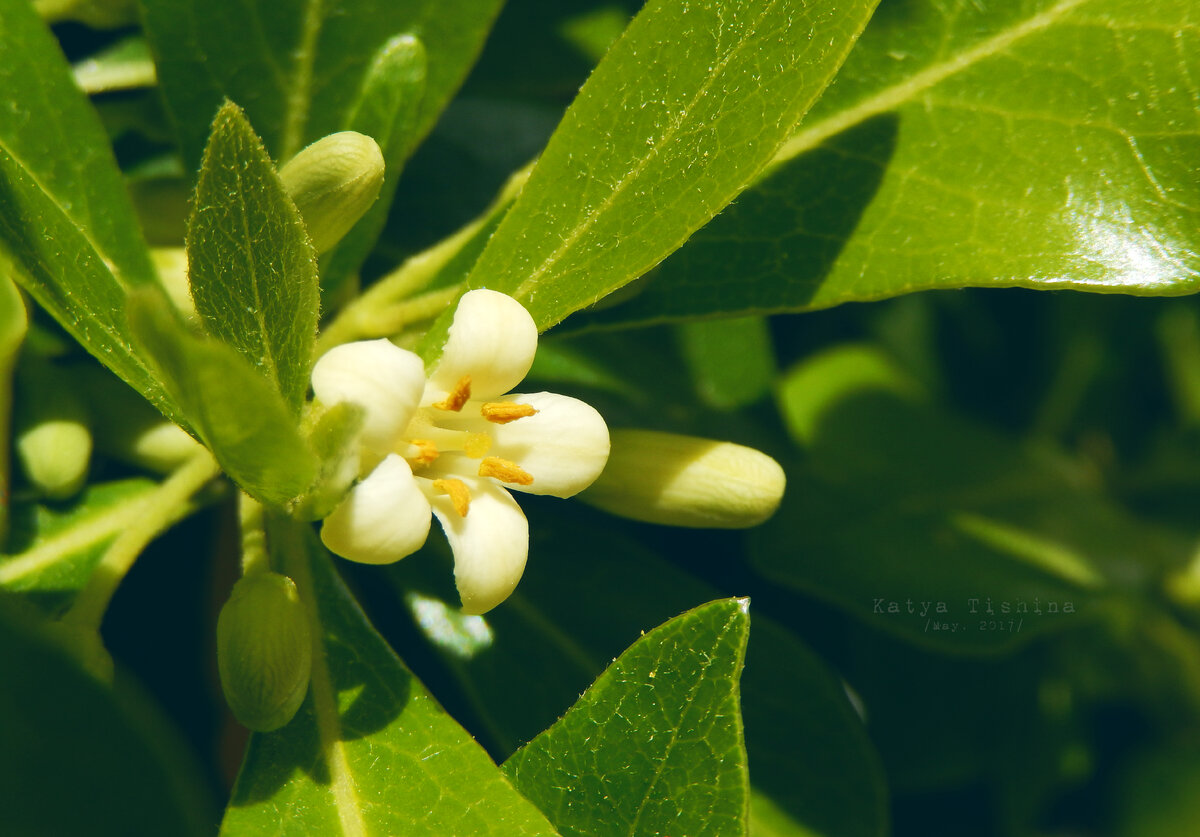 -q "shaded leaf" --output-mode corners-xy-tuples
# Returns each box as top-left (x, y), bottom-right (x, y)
(220, 519), (558, 836)
(503, 598), (751, 837)
(188, 102), (319, 412)
(581, 0), (1200, 328)
(752, 344), (1188, 651)
(0, 0), (177, 421)
(0, 602), (212, 837)
(465, 0), (880, 328)
(128, 292), (317, 507)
